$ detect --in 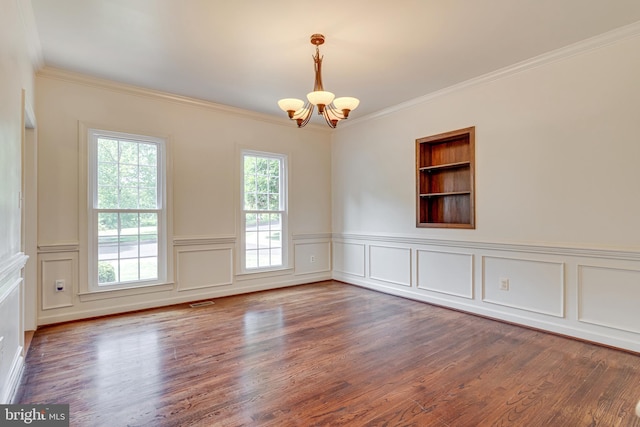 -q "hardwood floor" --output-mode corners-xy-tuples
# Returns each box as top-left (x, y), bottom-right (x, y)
(15, 281), (640, 426)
